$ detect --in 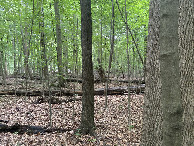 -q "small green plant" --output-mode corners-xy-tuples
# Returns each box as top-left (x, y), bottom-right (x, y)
(88, 138), (96, 142)
(128, 125), (134, 130)
(75, 132), (81, 137)
(118, 105), (123, 110)
(75, 129), (81, 137)
(14, 132), (18, 134)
